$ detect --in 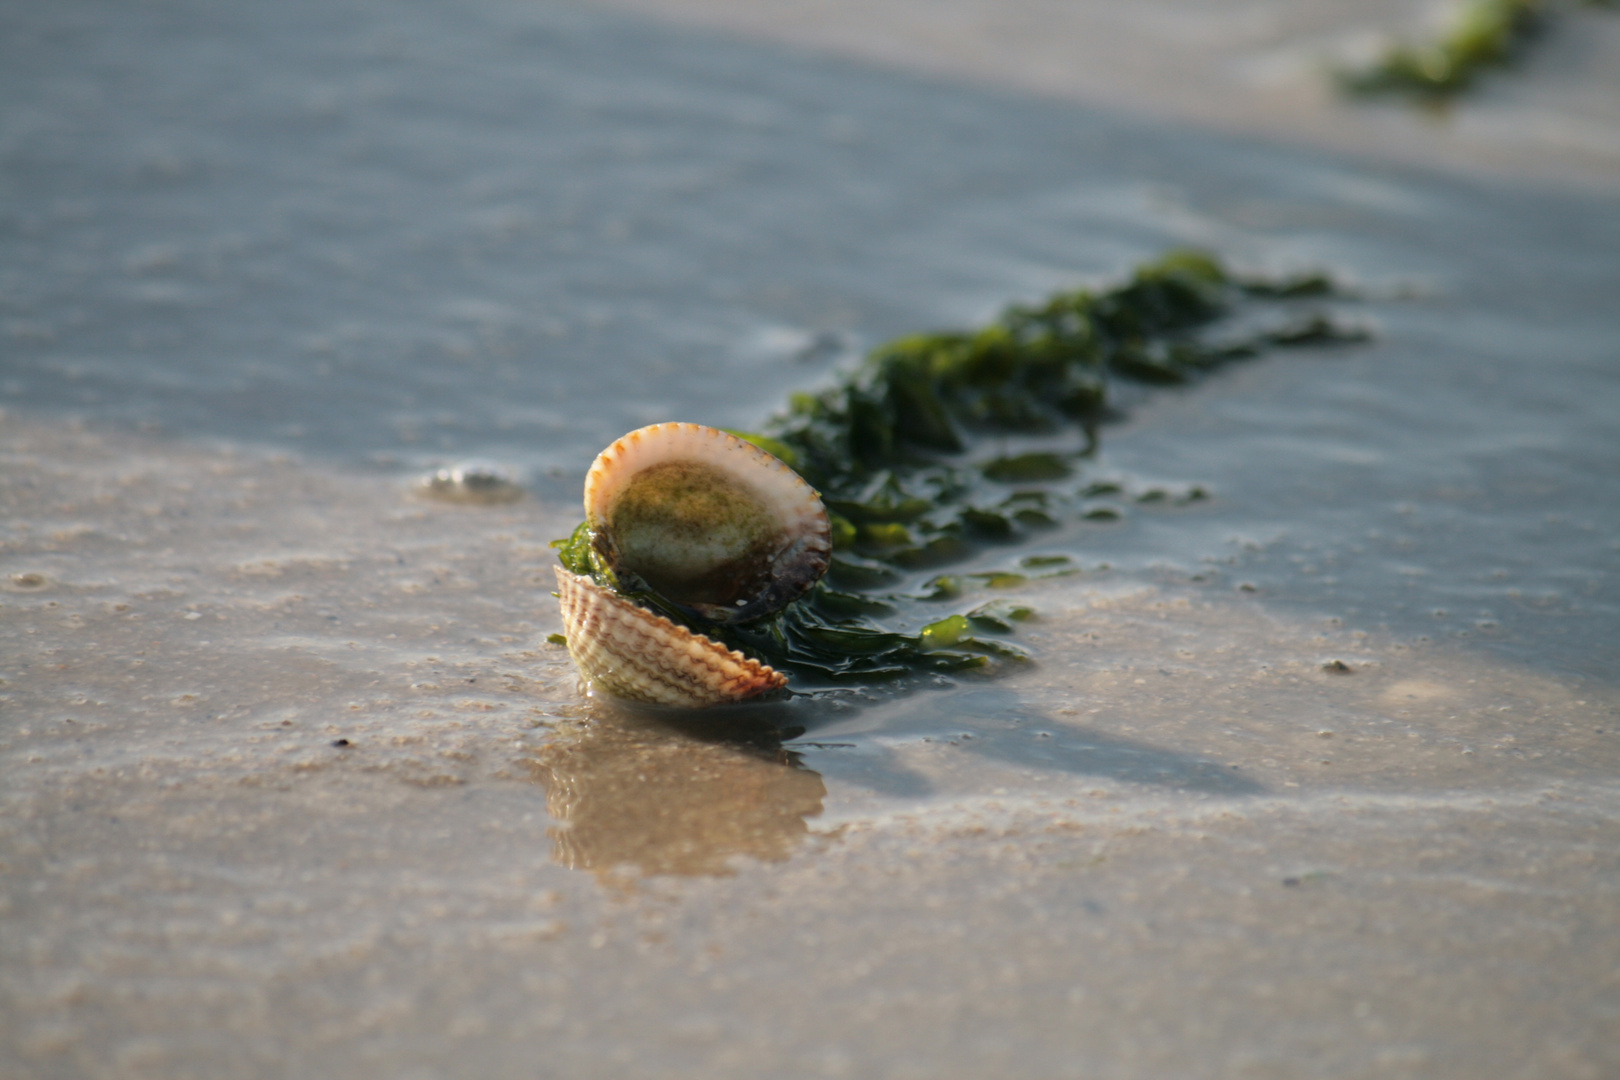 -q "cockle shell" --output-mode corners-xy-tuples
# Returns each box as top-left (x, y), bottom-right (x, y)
(584, 422), (830, 624)
(555, 567), (788, 708)
(555, 423), (830, 707)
